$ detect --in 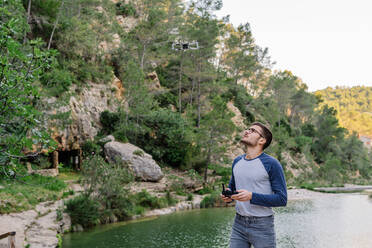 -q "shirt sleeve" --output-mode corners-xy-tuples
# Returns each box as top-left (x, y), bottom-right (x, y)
(250, 158), (287, 207)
